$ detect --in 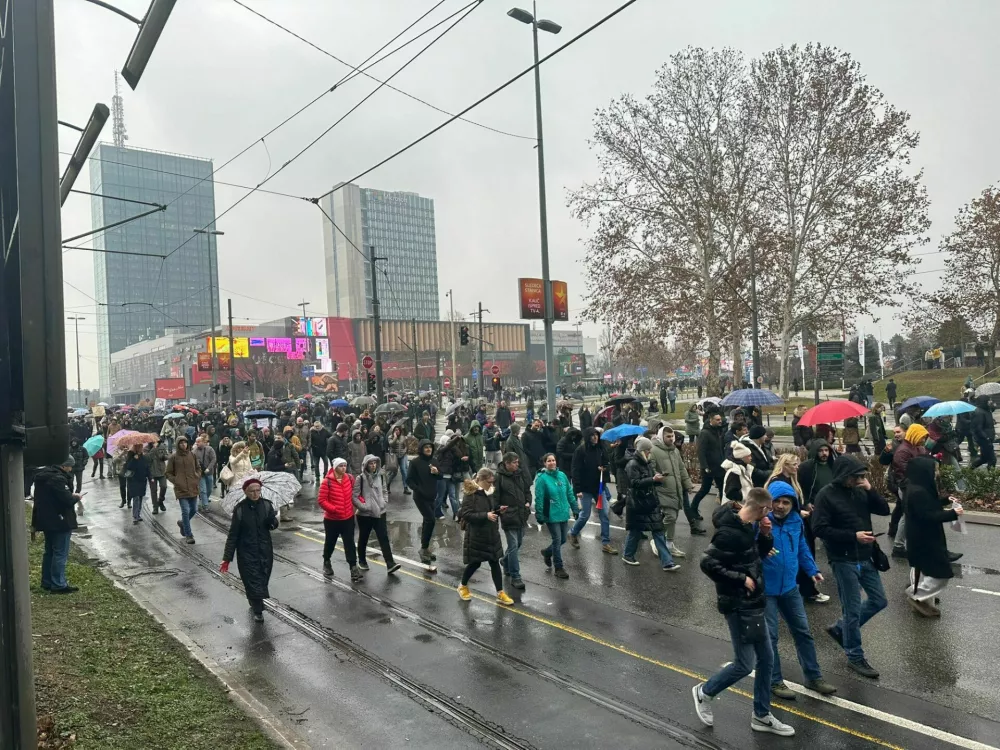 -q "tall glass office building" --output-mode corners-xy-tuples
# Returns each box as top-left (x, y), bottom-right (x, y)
(89, 144), (219, 397)
(321, 183), (439, 321)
